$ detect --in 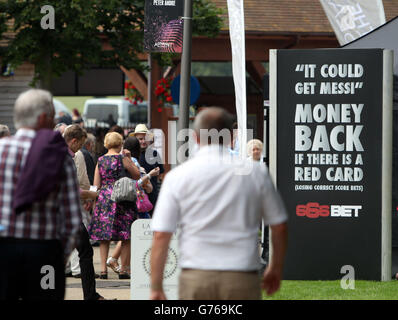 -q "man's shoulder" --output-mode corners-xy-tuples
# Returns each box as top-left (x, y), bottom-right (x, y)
(73, 150), (85, 163)
(0, 134), (32, 156)
(143, 147), (162, 160)
(164, 157), (201, 181)
(81, 147), (89, 156)
(140, 147), (164, 169)
(0, 133), (27, 145)
(81, 148), (94, 163)
(149, 147), (159, 155)
(0, 136), (11, 149)
(64, 153), (77, 169)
